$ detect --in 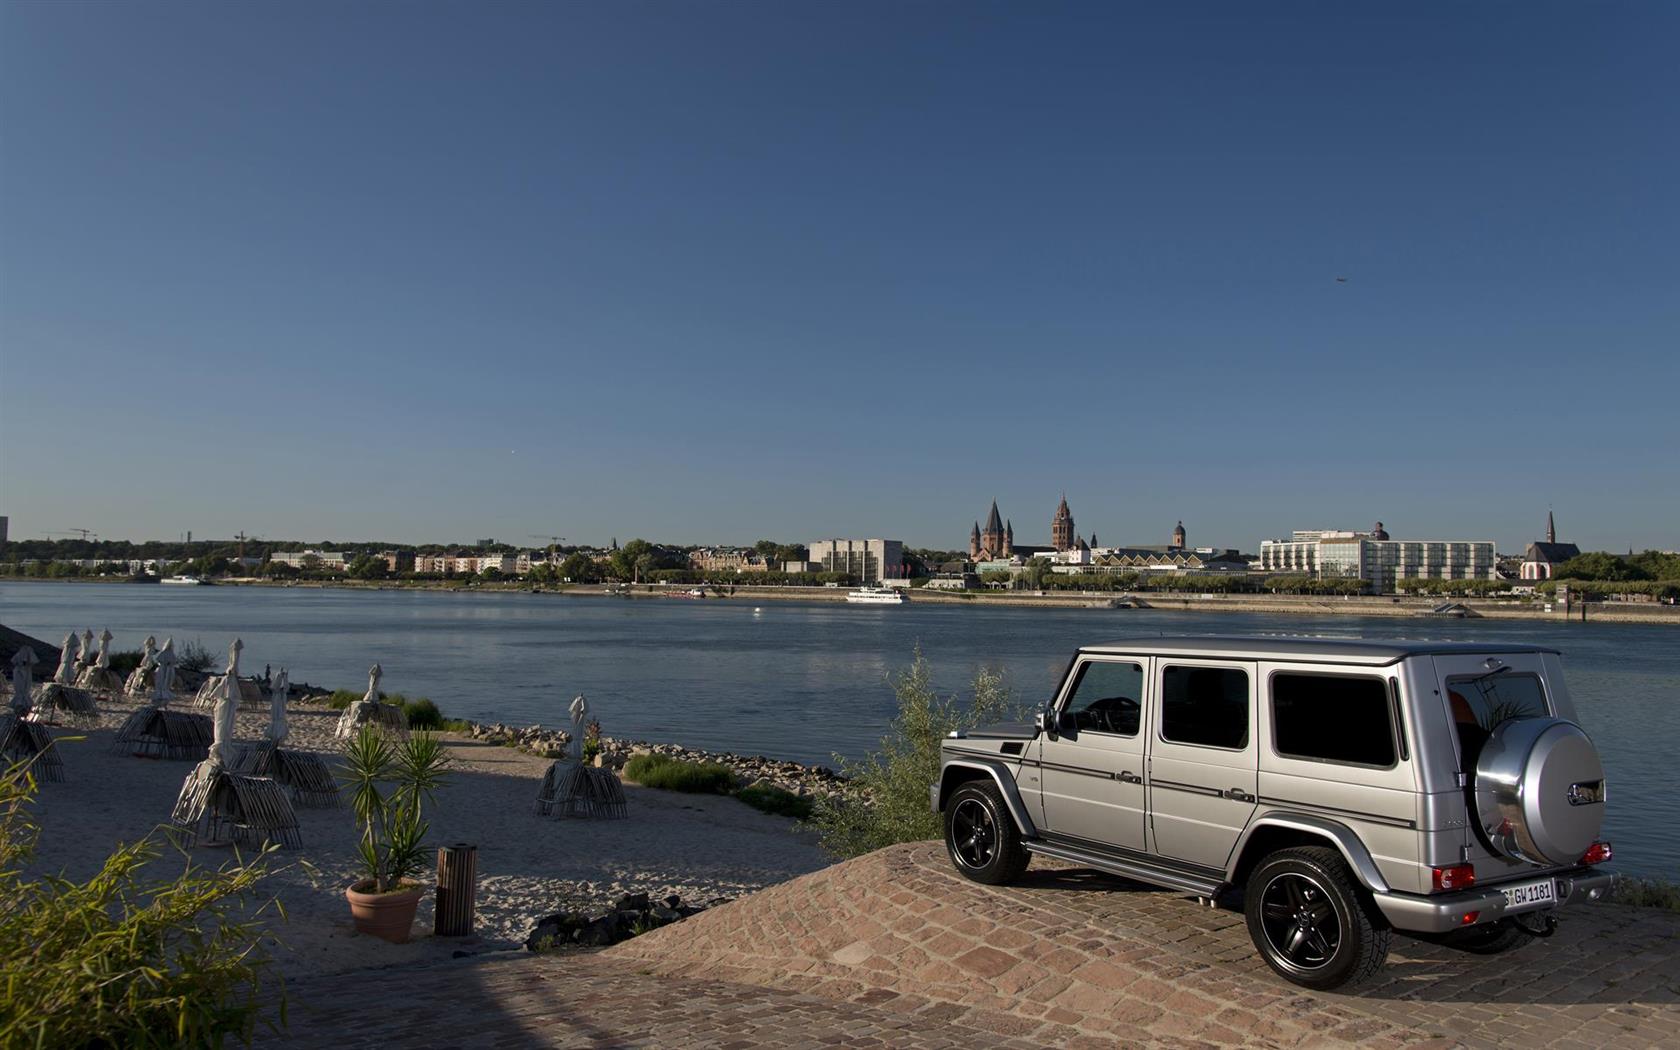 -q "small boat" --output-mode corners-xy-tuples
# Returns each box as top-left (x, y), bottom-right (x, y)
(161, 575), (204, 586)
(846, 586), (907, 605)
(663, 588), (706, 599)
